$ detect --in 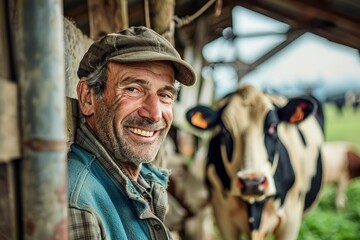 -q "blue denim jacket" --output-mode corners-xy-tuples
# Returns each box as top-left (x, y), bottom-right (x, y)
(68, 124), (172, 239)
